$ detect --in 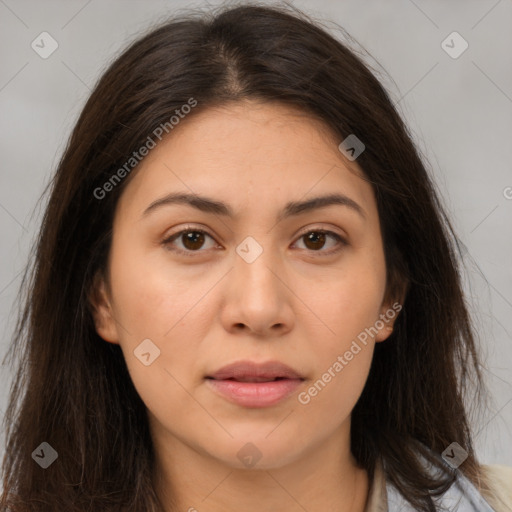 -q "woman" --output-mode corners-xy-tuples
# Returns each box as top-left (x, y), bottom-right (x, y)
(1, 3), (511, 511)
